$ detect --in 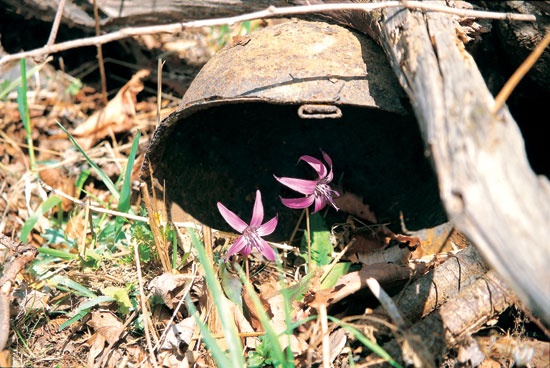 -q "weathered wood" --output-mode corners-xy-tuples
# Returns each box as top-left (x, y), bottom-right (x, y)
(373, 270), (516, 366)
(353, 2), (550, 324)
(0, 0), (290, 30)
